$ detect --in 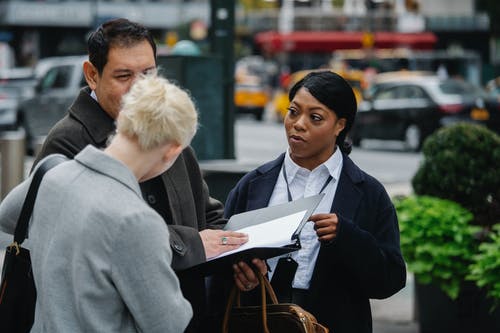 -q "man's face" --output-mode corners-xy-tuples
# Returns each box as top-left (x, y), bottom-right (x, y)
(87, 40), (156, 119)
